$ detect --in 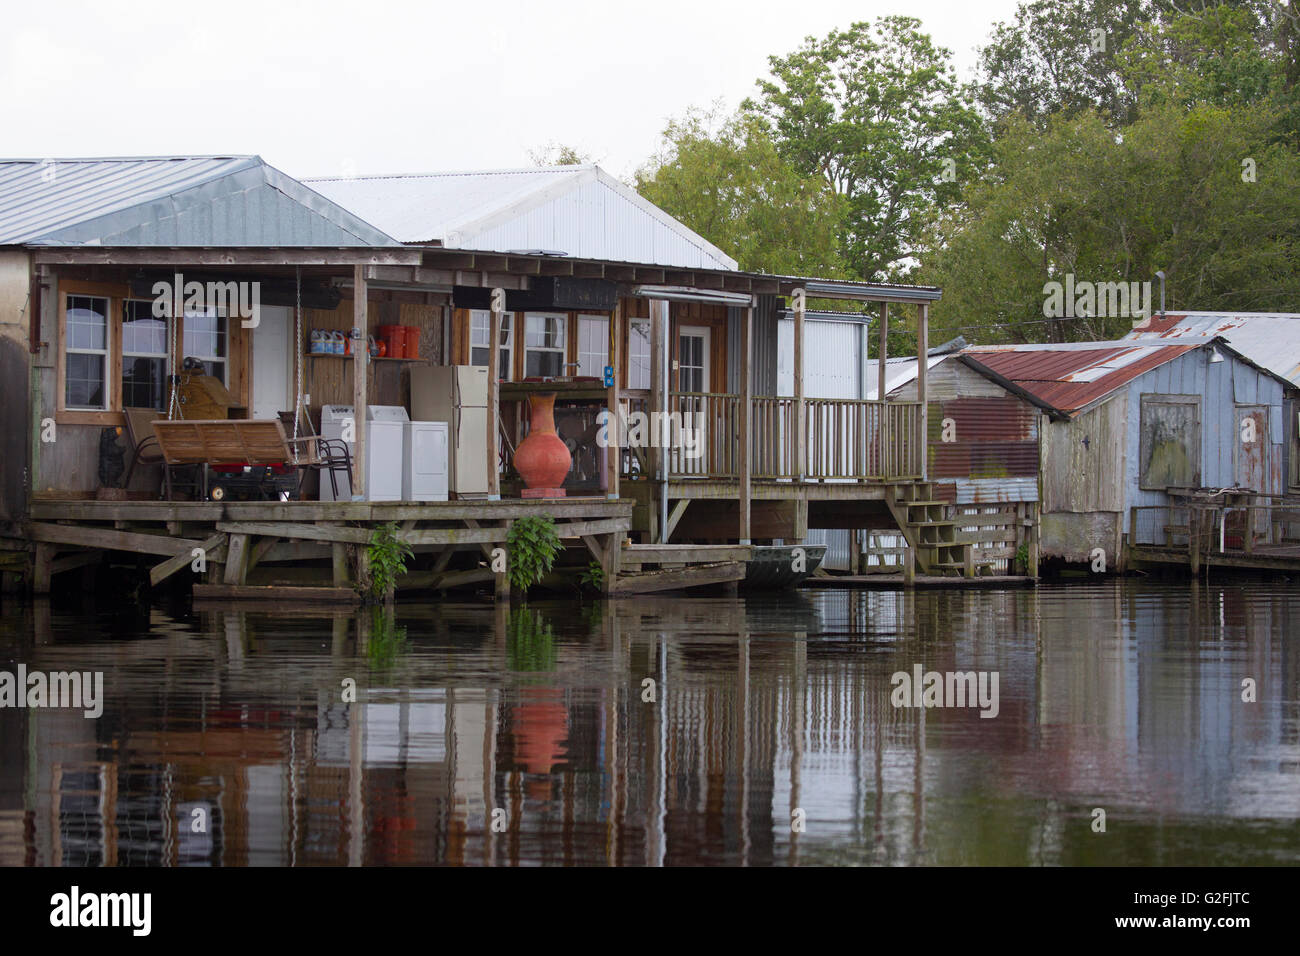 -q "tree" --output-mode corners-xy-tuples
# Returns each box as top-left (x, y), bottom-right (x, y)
(976, 0), (1151, 128)
(920, 101), (1300, 343)
(744, 17), (989, 283)
(635, 105), (848, 277)
(529, 142), (592, 166)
